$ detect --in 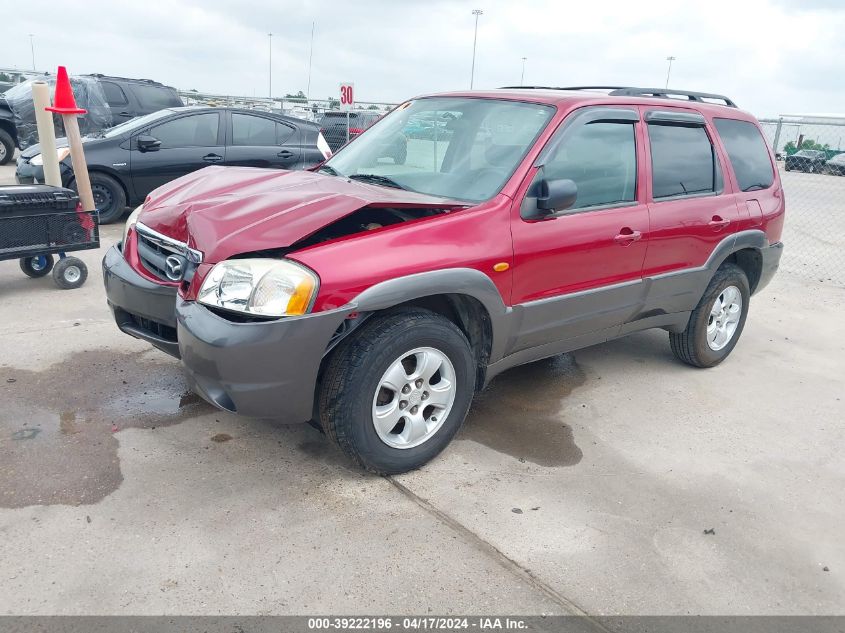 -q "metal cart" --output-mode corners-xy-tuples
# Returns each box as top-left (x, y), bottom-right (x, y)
(0, 184), (99, 289)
